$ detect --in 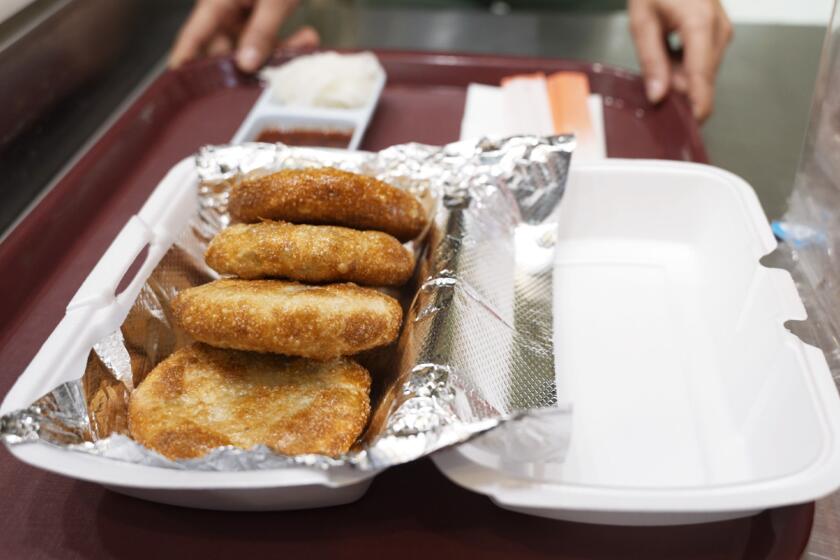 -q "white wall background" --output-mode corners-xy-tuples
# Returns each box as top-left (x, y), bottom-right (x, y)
(722, 0), (834, 25)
